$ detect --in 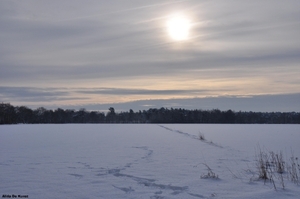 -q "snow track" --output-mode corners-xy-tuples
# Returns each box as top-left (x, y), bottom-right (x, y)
(64, 144), (201, 198)
(1, 124), (299, 199)
(158, 124), (223, 148)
